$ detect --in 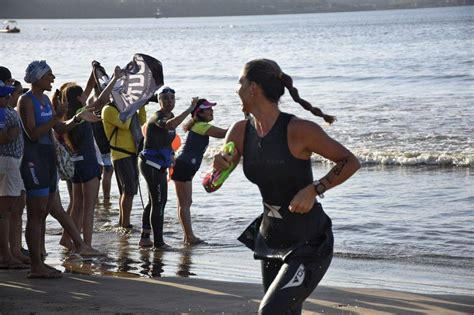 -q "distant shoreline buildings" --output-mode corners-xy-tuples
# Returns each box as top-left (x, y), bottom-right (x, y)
(1, 0), (472, 19)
